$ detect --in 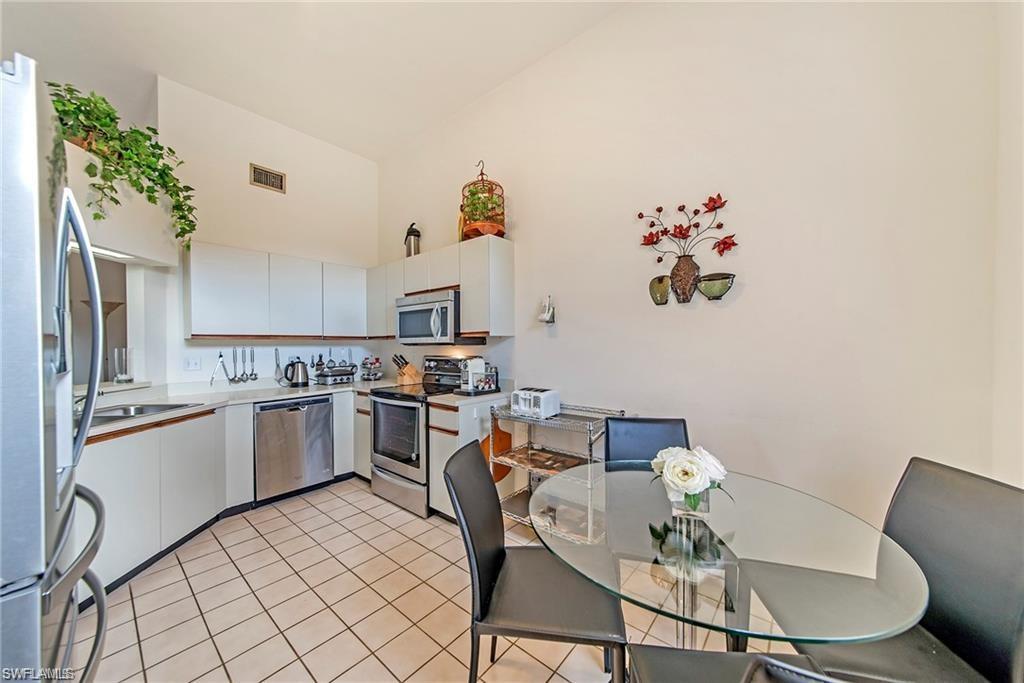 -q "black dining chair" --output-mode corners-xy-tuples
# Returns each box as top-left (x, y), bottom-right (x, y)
(443, 440), (628, 682)
(629, 645), (837, 683)
(796, 457), (1024, 683)
(604, 416), (689, 462)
